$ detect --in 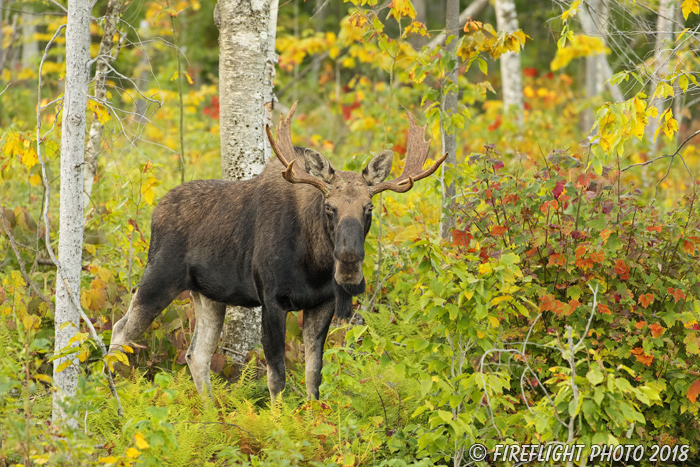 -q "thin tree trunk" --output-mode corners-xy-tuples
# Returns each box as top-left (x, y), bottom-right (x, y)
(426, 0), (489, 51)
(53, 0), (91, 427)
(494, 0), (523, 126)
(579, 0), (623, 131)
(645, 0), (677, 152)
(84, 0), (123, 205)
(21, 13), (39, 67)
(215, 0), (277, 377)
(439, 0), (458, 240)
